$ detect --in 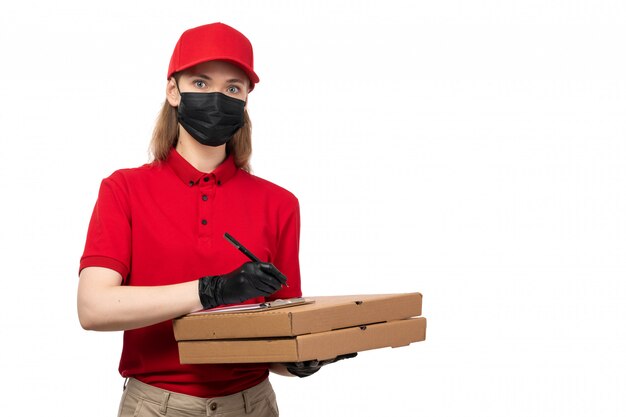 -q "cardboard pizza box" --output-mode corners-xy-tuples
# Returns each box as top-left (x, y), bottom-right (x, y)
(173, 293), (423, 340)
(177, 317), (426, 364)
(173, 293), (426, 364)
